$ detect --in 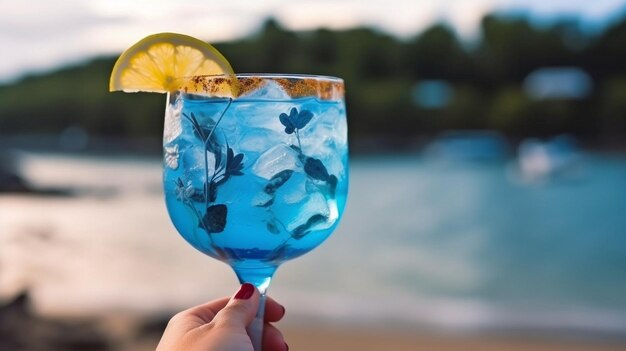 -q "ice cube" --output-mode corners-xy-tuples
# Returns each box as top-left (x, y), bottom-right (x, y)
(240, 128), (283, 154)
(252, 144), (303, 180)
(280, 192), (333, 233)
(279, 171), (308, 204)
(252, 191), (274, 207)
(299, 117), (347, 177)
(241, 80), (291, 100)
(164, 144), (179, 170)
(164, 100), (183, 144)
(300, 114), (346, 154)
(180, 146), (218, 186)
